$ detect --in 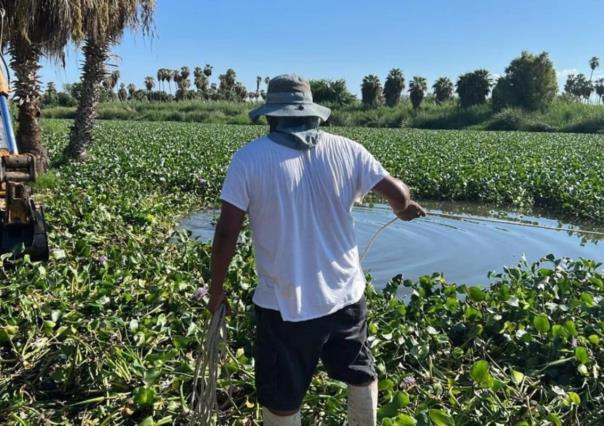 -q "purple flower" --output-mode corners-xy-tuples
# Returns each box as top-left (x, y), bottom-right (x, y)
(97, 255), (108, 266)
(571, 338), (577, 347)
(402, 376), (416, 387)
(193, 286), (209, 302)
